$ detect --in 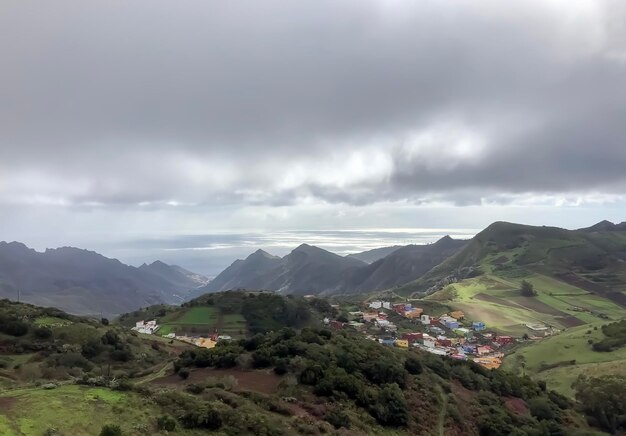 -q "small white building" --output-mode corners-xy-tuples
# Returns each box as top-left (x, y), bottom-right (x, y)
(420, 314), (431, 325)
(423, 338), (436, 348)
(375, 319), (390, 328)
(368, 301), (391, 310)
(132, 320), (159, 335)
